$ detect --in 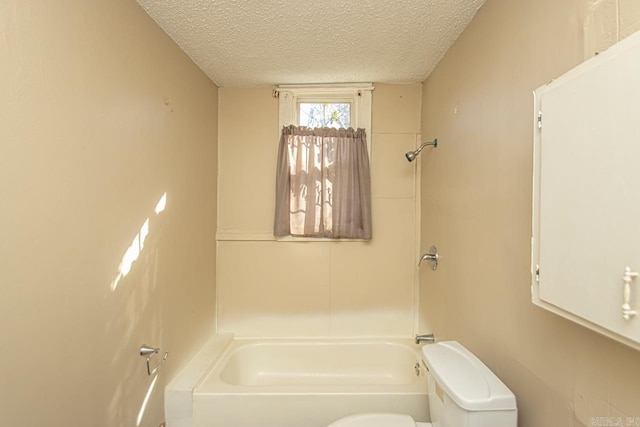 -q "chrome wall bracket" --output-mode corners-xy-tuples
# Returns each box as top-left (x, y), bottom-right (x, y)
(140, 344), (169, 376)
